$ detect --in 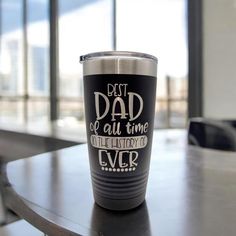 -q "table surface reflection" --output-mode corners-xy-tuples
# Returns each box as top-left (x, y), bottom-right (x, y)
(3, 130), (236, 236)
